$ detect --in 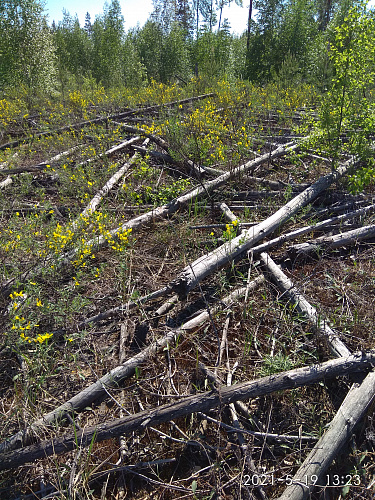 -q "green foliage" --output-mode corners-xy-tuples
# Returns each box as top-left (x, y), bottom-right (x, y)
(191, 26), (233, 79)
(0, 0), (56, 96)
(91, 0), (125, 87)
(1, 0), (372, 103)
(277, 0), (318, 83)
(222, 220), (239, 241)
(135, 21), (164, 81)
(122, 31), (147, 88)
(151, 0), (194, 35)
(54, 11), (93, 80)
(135, 20), (191, 83)
(260, 352), (295, 376)
(245, 0), (284, 81)
(314, 2), (375, 175)
(162, 22), (191, 82)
